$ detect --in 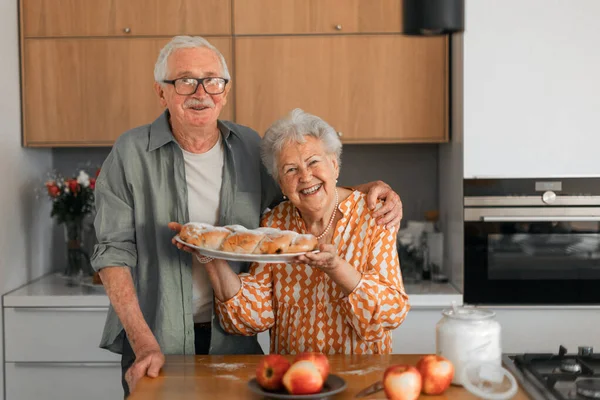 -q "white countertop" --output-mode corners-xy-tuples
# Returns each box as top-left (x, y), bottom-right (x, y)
(405, 281), (463, 308)
(2, 273), (463, 309)
(2, 273), (109, 307)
